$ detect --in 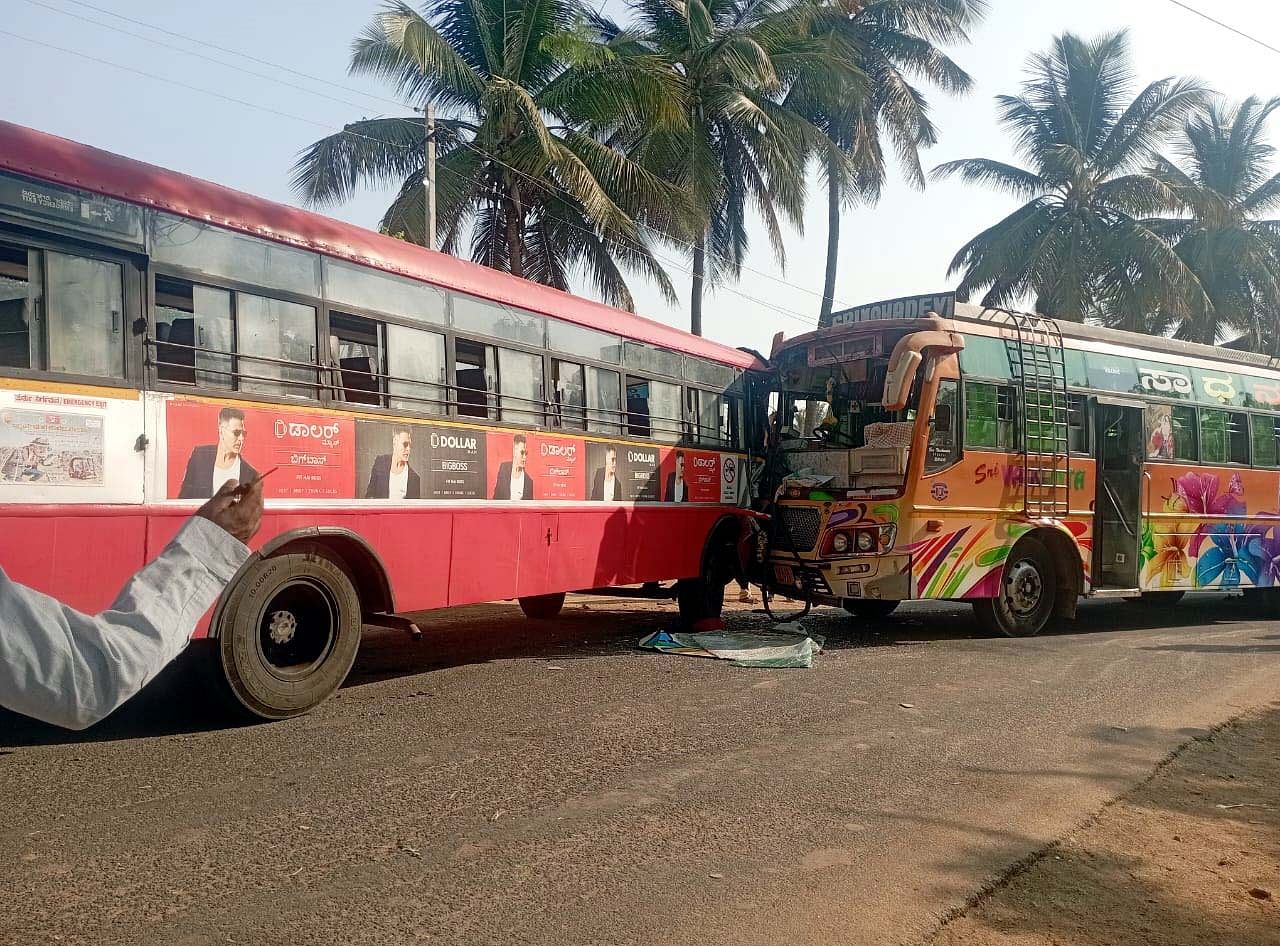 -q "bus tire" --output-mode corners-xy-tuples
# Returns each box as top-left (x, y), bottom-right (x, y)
(842, 599), (899, 620)
(217, 552), (362, 721)
(519, 593), (566, 620)
(973, 538), (1056, 638)
(677, 577), (726, 627)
